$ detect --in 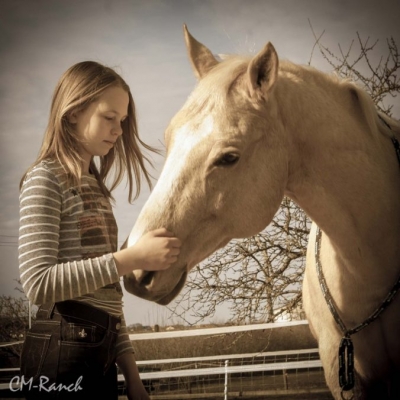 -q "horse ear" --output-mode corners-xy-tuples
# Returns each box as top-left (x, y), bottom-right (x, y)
(183, 24), (219, 79)
(247, 42), (279, 97)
